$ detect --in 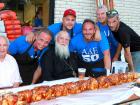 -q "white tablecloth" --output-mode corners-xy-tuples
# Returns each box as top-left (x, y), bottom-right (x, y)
(29, 78), (134, 105)
(1, 78), (136, 105)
